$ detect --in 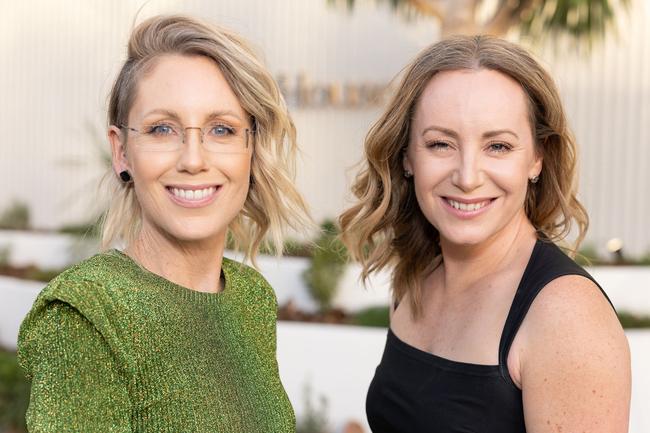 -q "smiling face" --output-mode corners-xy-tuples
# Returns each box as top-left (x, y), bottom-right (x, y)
(404, 68), (542, 249)
(109, 54), (253, 246)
